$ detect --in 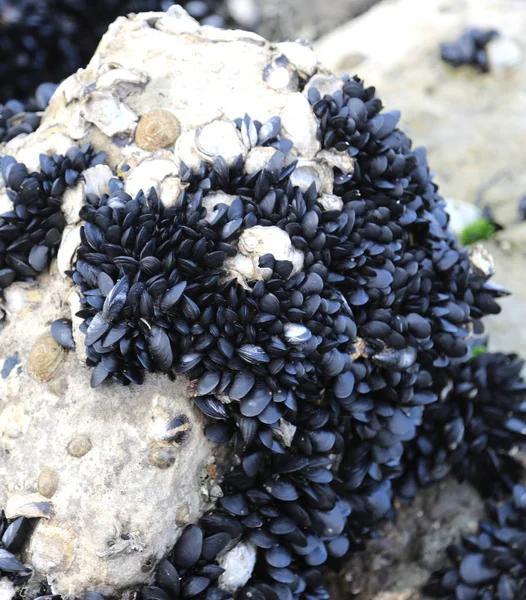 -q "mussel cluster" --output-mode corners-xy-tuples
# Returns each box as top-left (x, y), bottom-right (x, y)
(0, 0), (240, 100)
(0, 145), (105, 290)
(440, 28), (499, 73)
(397, 351), (526, 503)
(425, 485), (526, 599)
(0, 65), (525, 600)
